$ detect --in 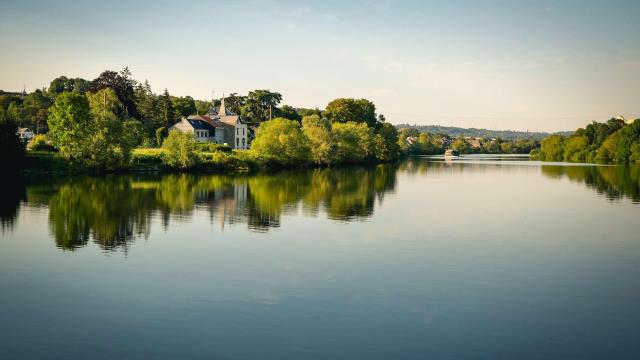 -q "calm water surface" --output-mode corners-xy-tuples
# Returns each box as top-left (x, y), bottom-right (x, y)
(1, 156), (640, 359)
